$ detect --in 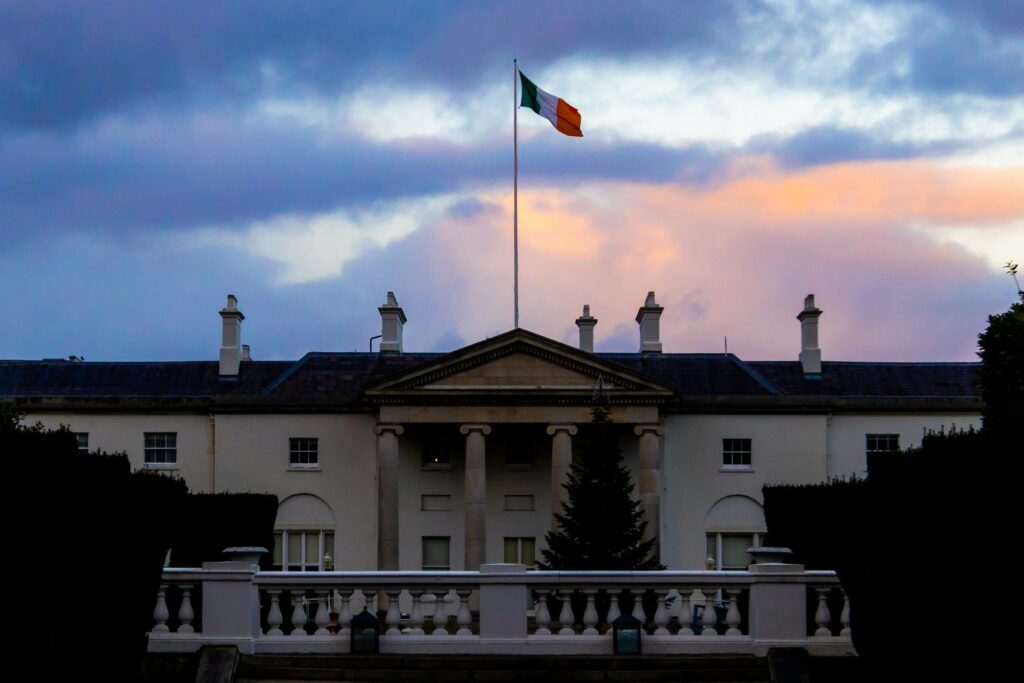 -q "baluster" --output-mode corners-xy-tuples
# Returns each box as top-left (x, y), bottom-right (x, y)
(534, 590), (552, 635)
(456, 589), (473, 635)
(290, 591), (309, 636)
(408, 590), (425, 635)
(653, 589), (670, 635)
(432, 590), (449, 635)
(814, 587), (832, 636)
(677, 588), (694, 636)
(725, 589), (742, 635)
(337, 589), (353, 637)
(177, 585), (195, 633)
(385, 589), (402, 635)
(605, 589), (621, 634)
(631, 589), (646, 628)
(266, 589), (284, 635)
(840, 589), (851, 637)
(557, 591), (575, 635)
(582, 589), (599, 635)
(152, 584), (170, 633)
(314, 590), (331, 635)
(701, 588), (718, 637)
